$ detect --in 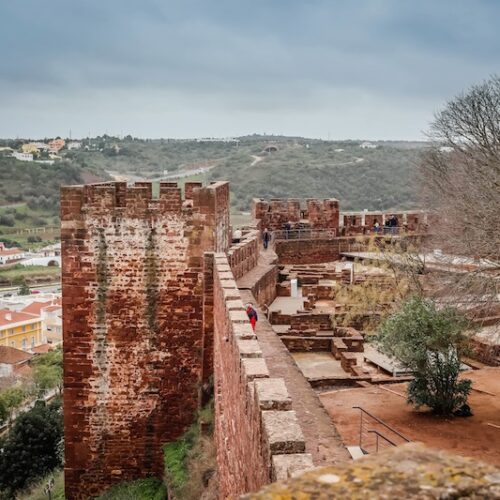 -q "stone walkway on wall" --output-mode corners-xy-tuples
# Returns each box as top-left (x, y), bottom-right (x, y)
(238, 247), (350, 466)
